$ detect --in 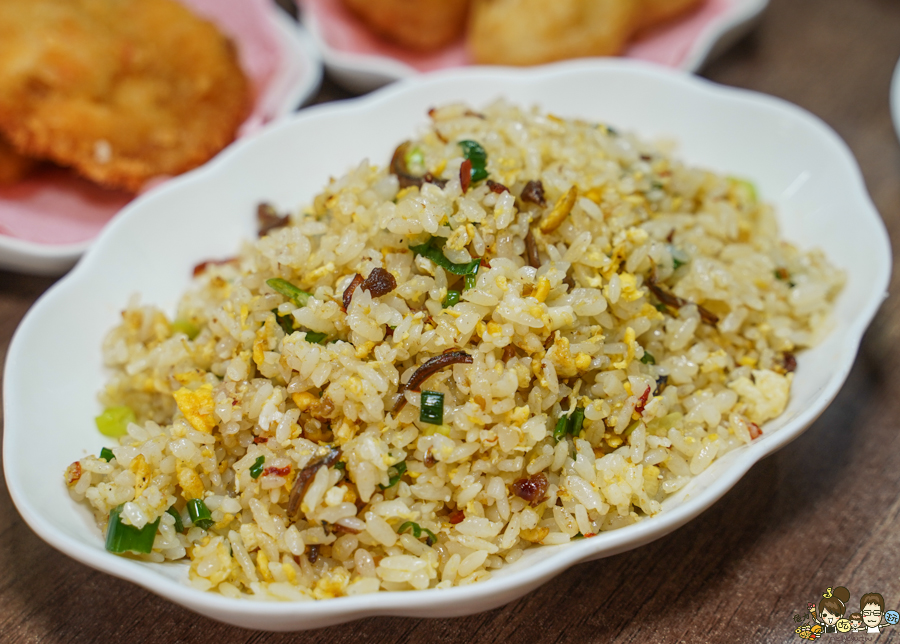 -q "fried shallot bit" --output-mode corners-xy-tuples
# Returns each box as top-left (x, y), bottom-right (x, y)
(502, 345), (517, 361)
(361, 267), (397, 298)
(257, 202), (289, 237)
(342, 273), (364, 310)
(262, 465), (291, 477)
(634, 386), (651, 416)
(192, 257), (236, 277)
(460, 158), (472, 193)
(511, 472), (548, 506)
(392, 351), (473, 413)
(389, 141), (447, 189)
(782, 351), (797, 373)
(288, 446), (342, 518)
(520, 179), (546, 206)
(647, 277), (719, 326)
(524, 228), (541, 268)
(486, 179), (509, 193)
(333, 523), (361, 536)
